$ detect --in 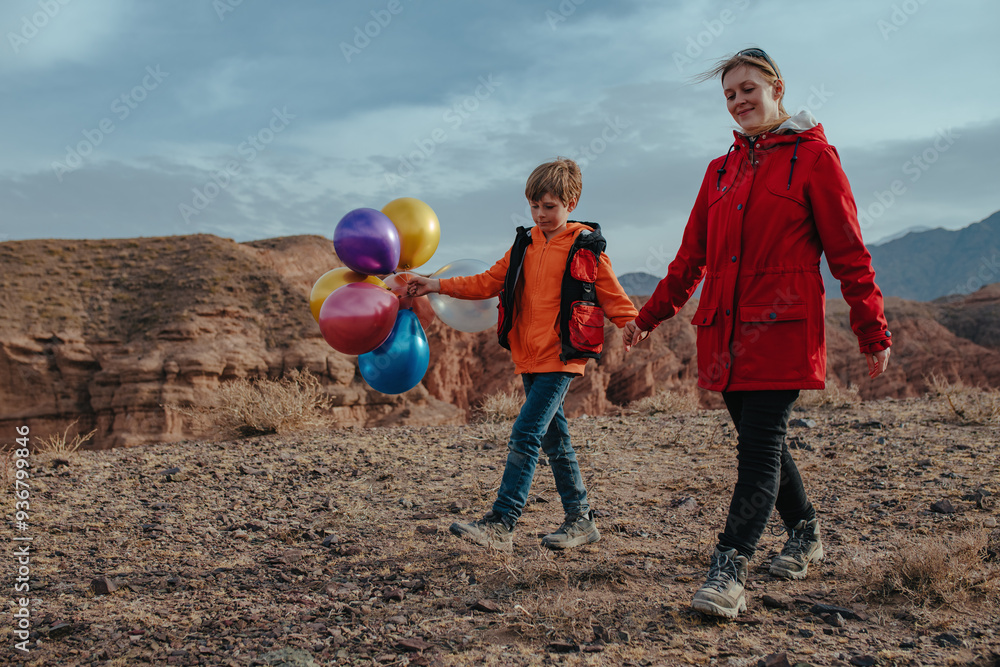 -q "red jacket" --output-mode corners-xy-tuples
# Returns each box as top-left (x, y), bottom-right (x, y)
(441, 222), (637, 376)
(636, 120), (891, 392)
